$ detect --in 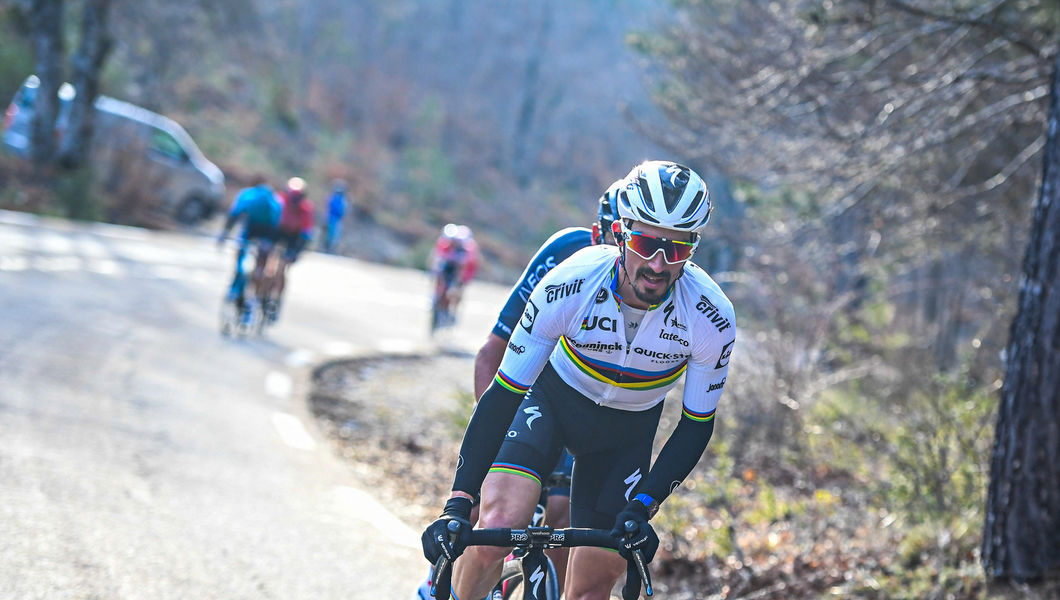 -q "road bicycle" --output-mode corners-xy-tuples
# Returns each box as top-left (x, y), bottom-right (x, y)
(429, 269), (457, 335)
(430, 521), (653, 600)
(219, 238), (271, 337)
